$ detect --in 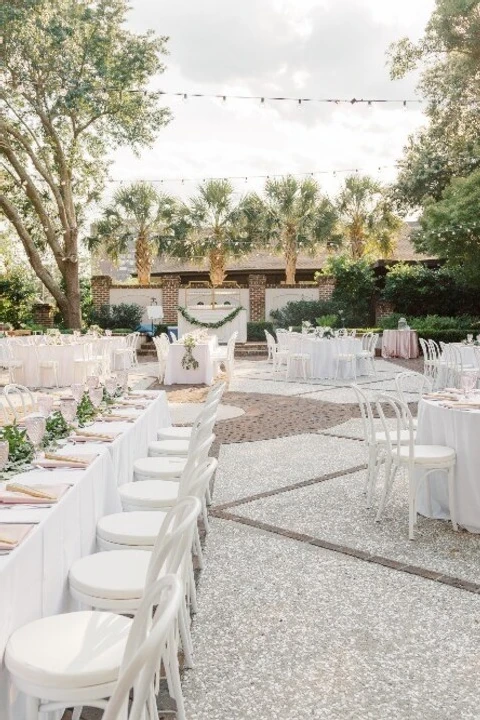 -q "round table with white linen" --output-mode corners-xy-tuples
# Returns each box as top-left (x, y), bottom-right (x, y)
(283, 334), (363, 379)
(381, 329), (419, 359)
(416, 397), (480, 532)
